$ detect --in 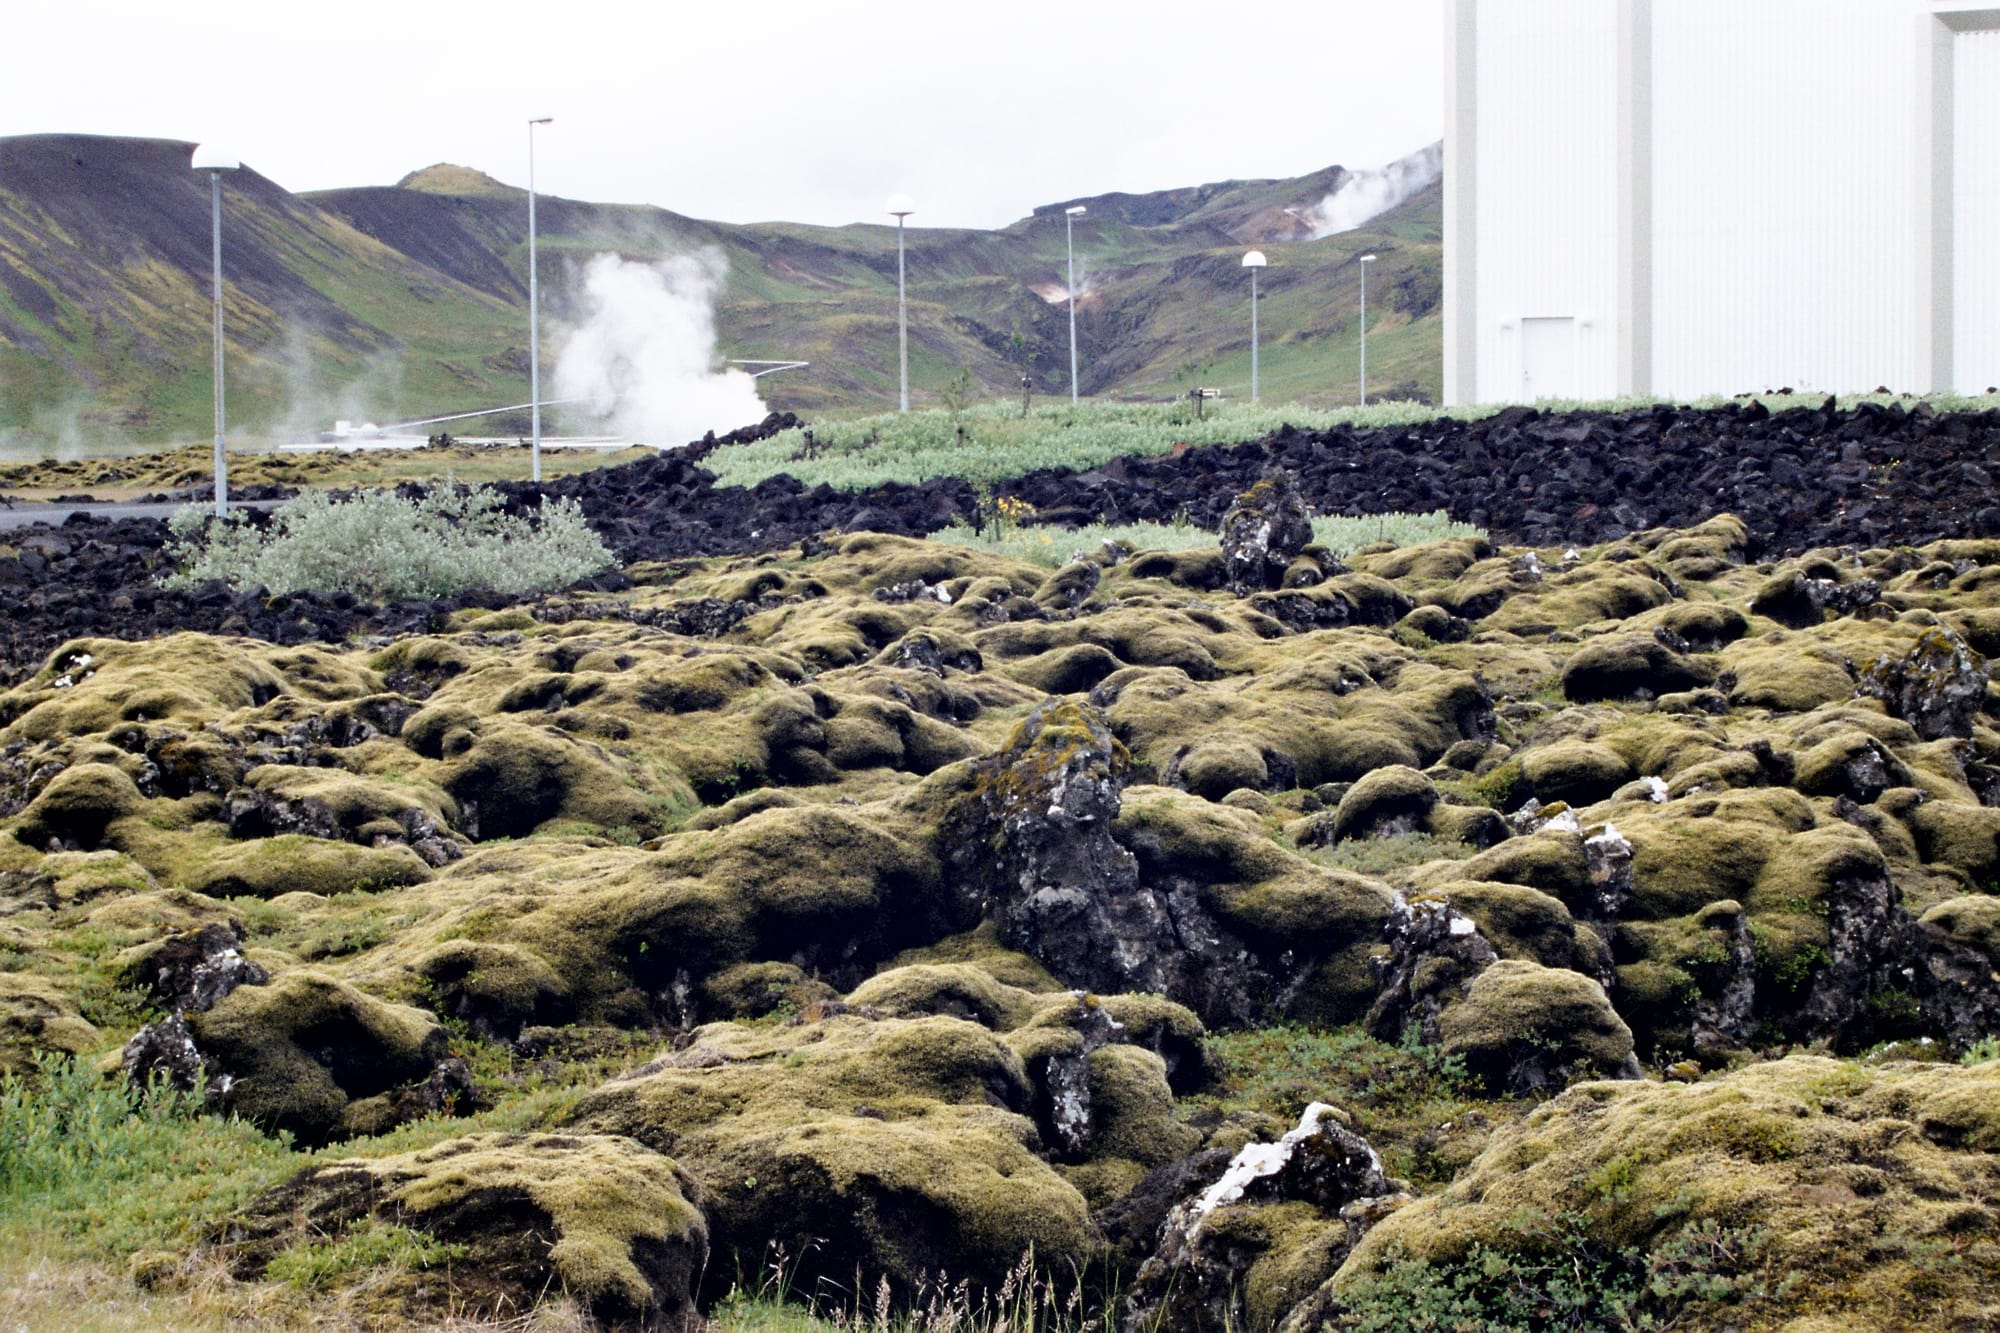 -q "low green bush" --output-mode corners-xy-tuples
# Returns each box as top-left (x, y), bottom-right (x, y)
(1333, 1210), (1781, 1332)
(161, 485), (612, 601)
(0, 1054), (296, 1255)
